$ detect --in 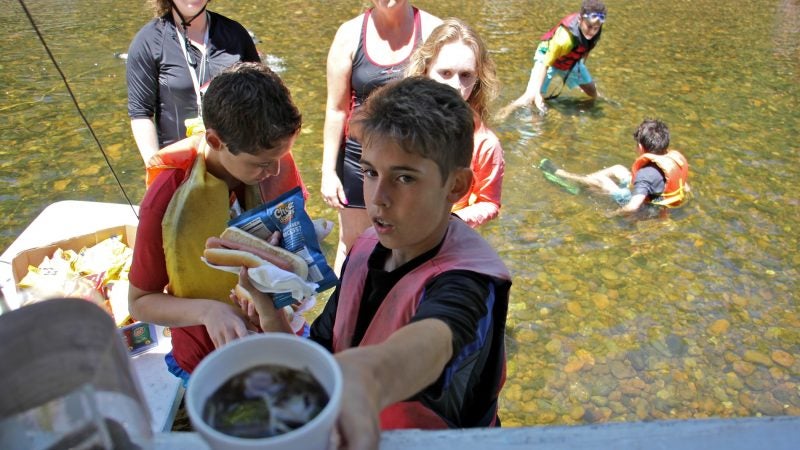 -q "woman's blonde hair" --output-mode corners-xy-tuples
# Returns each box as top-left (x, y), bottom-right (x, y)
(149, 0), (171, 17)
(406, 18), (498, 123)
